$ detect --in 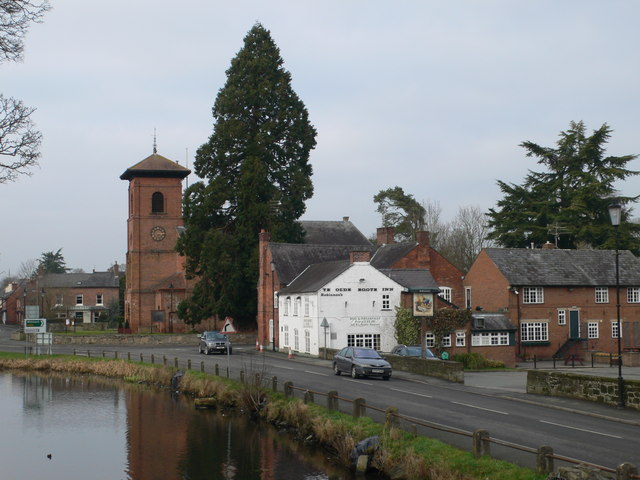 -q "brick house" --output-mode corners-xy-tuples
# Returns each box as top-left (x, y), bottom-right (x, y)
(463, 246), (640, 361)
(257, 221), (465, 351)
(1, 282), (25, 325)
